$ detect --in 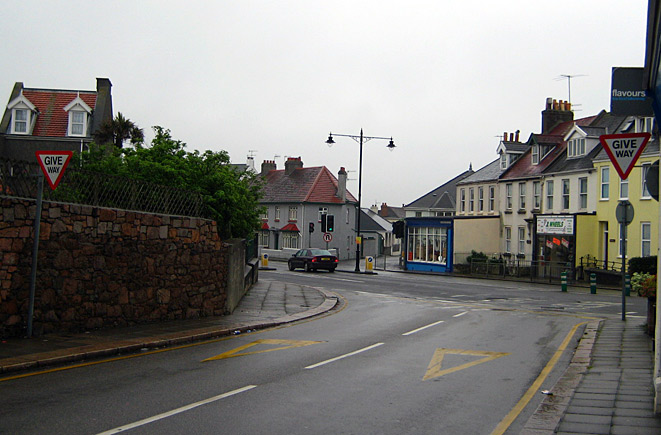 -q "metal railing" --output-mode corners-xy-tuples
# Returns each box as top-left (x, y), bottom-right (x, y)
(466, 257), (575, 283)
(0, 157), (205, 218)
